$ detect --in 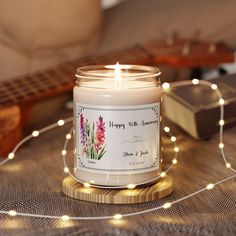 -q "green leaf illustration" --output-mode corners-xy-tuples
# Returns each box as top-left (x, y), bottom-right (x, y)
(98, 147), (106, 160)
